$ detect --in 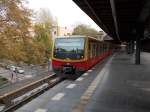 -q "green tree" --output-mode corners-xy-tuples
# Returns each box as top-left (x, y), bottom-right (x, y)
(72, 24), (99, 38)
(33, 24), (52, 63)
(31, 8), (56, 63)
